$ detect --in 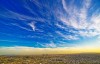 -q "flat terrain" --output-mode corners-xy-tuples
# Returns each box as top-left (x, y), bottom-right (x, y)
(0, 54), (100, 64)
